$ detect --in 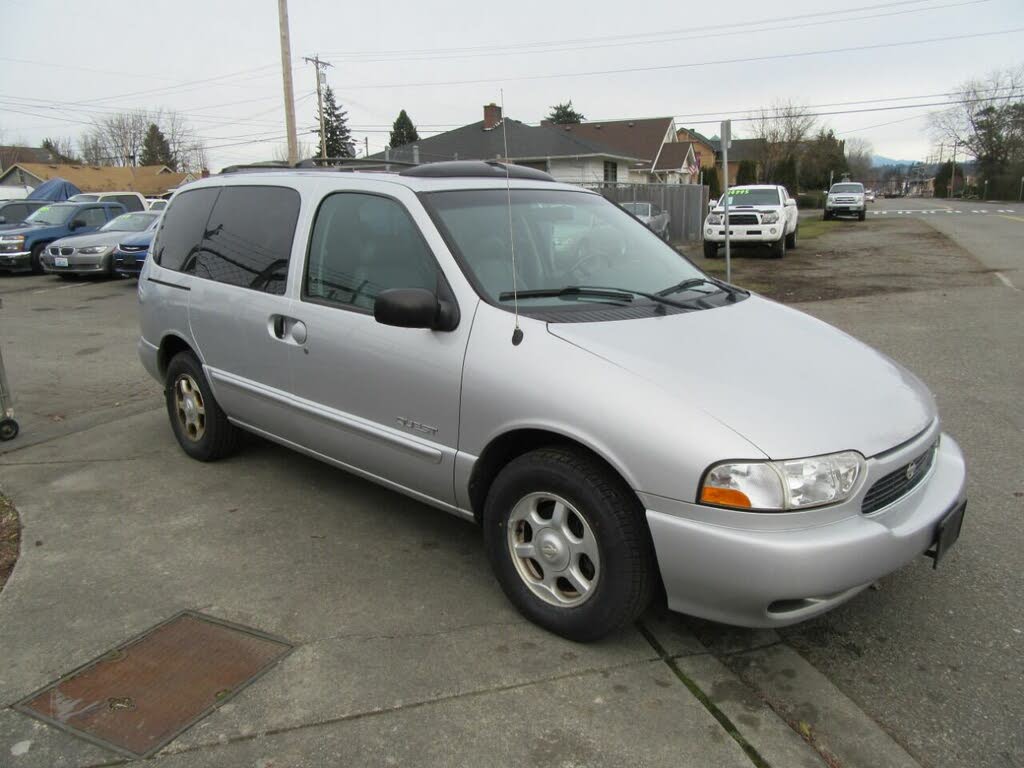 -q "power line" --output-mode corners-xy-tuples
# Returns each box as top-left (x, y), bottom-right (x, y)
(320, 0), (948, 59)
(337, 27), (1024, 90)
(323, 0), (989, 63)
